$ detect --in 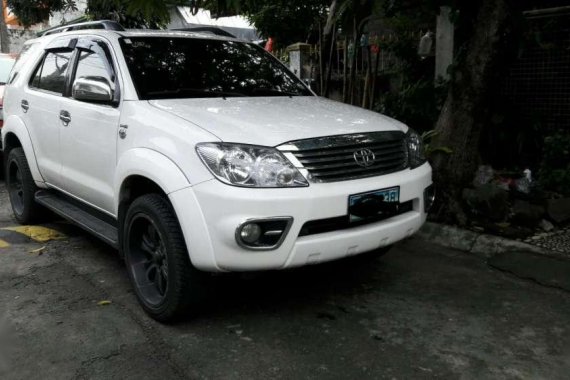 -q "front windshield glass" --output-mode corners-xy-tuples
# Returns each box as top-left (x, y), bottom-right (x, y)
(119, 36), (313, 100)
(0, 57), (15, 84)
